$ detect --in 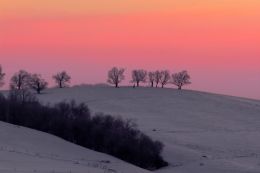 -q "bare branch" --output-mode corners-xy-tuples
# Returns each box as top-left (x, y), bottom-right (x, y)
(148, 72), (156, 87)
(29, 74), (48, 94)
(159, 70), (170, 88)
(107, 67), (125, 88)
(53, 71), (71, 88)
(154, 70), (162, 88)
(10, 70), (31, 90)
(172, 70), (191, 90)
(131, 69), (147, 87)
